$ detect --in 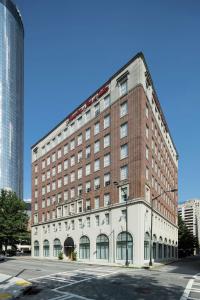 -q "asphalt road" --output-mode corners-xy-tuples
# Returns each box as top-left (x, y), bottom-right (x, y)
(1, 256), (200, 300)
